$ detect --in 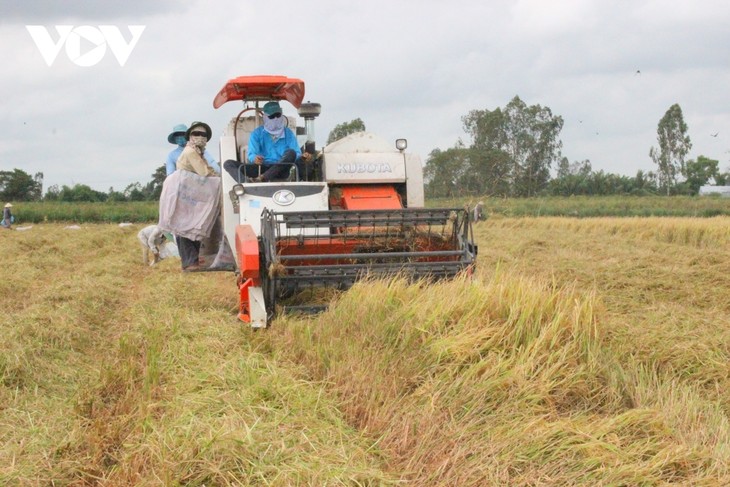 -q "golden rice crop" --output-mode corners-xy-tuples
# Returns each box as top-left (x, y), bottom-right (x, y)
(2, 217), (729, 485)
(269, 268), (730, 484)
(0, 225), (395, 485)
